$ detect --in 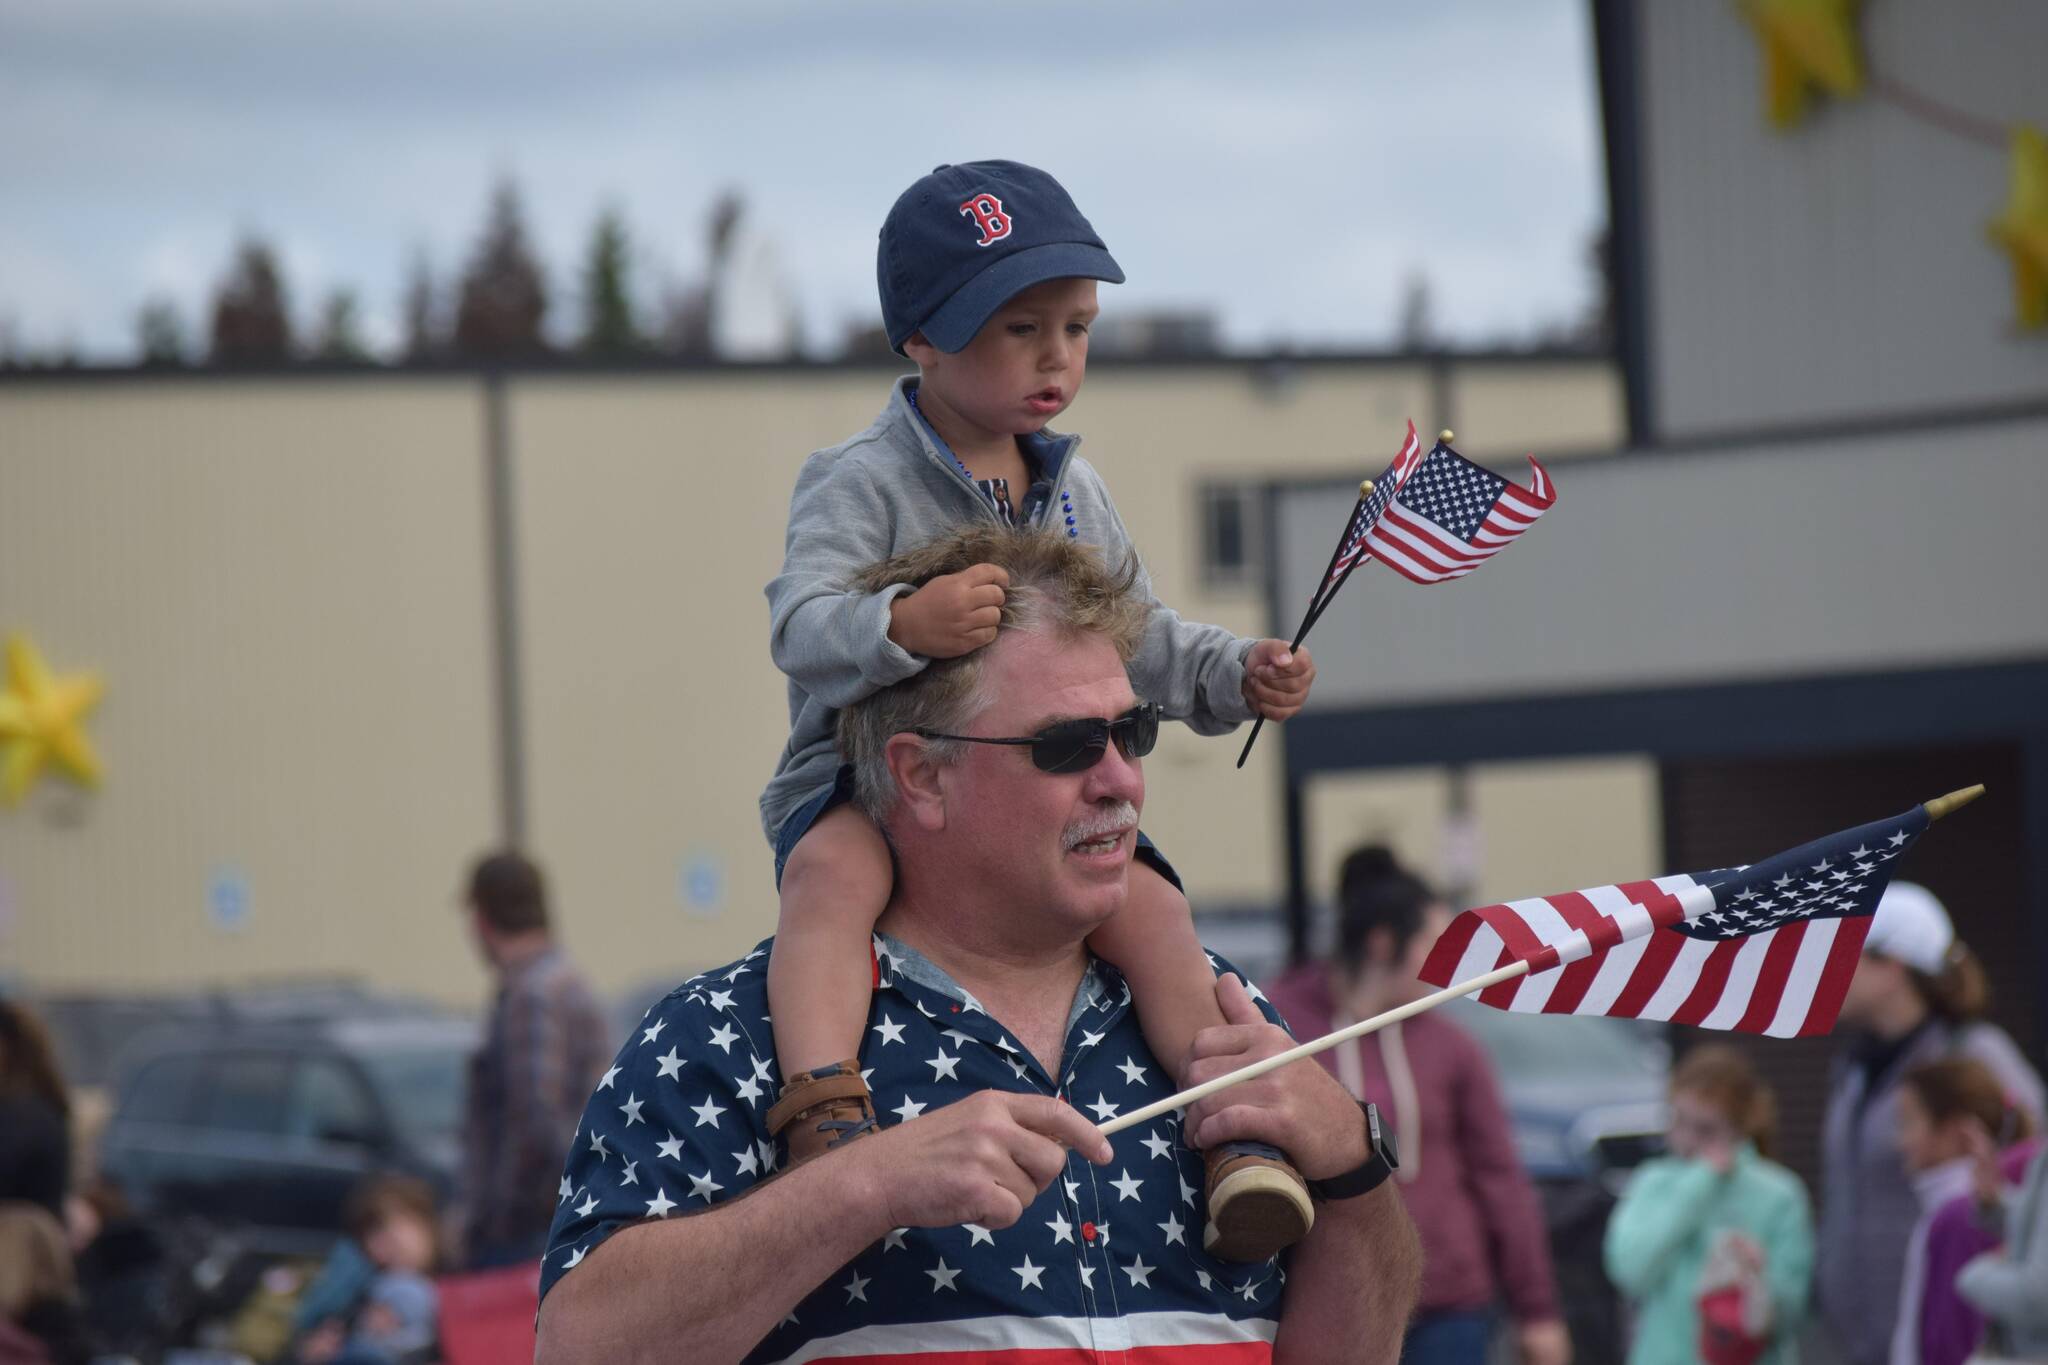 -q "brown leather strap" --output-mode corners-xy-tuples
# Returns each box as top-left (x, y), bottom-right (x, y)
(765, 1070), (873, 1134)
